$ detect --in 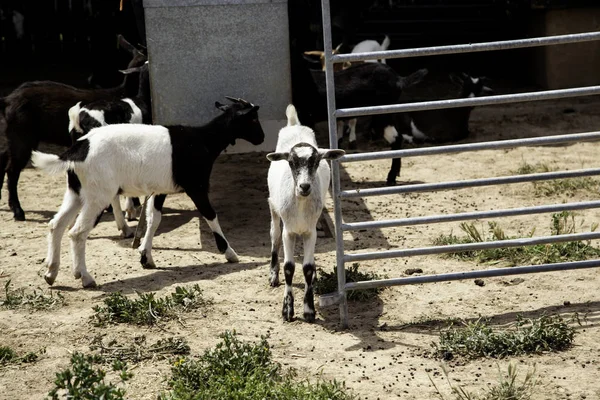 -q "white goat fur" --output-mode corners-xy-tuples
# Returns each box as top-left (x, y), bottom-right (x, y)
(351, 35), (391, 63)
(267, 104), (344, 322)
(31, 124), (181, 288)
